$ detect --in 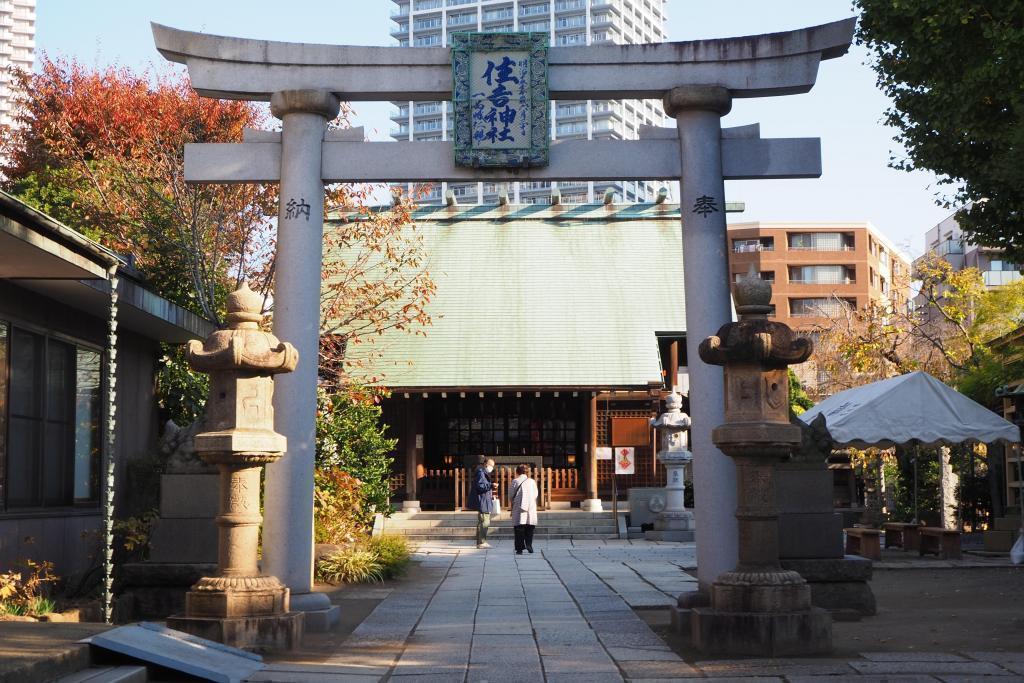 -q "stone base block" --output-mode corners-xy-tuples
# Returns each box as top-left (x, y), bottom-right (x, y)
(691, 606), (832, 656)
(781, 555), (873, 582)
(290, 592), (340, 632)
(167, 611), (303, 652)
(581, 498), (603, 512)
(645, 529), (695, 542)
(780, 556), (875, 616)
(402, 500), (421, 513)
(807, 581), (876, 616)
(984, 529), (1016, 552)
(779, 512), (844, 559)
(302, 604), (341, 631)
